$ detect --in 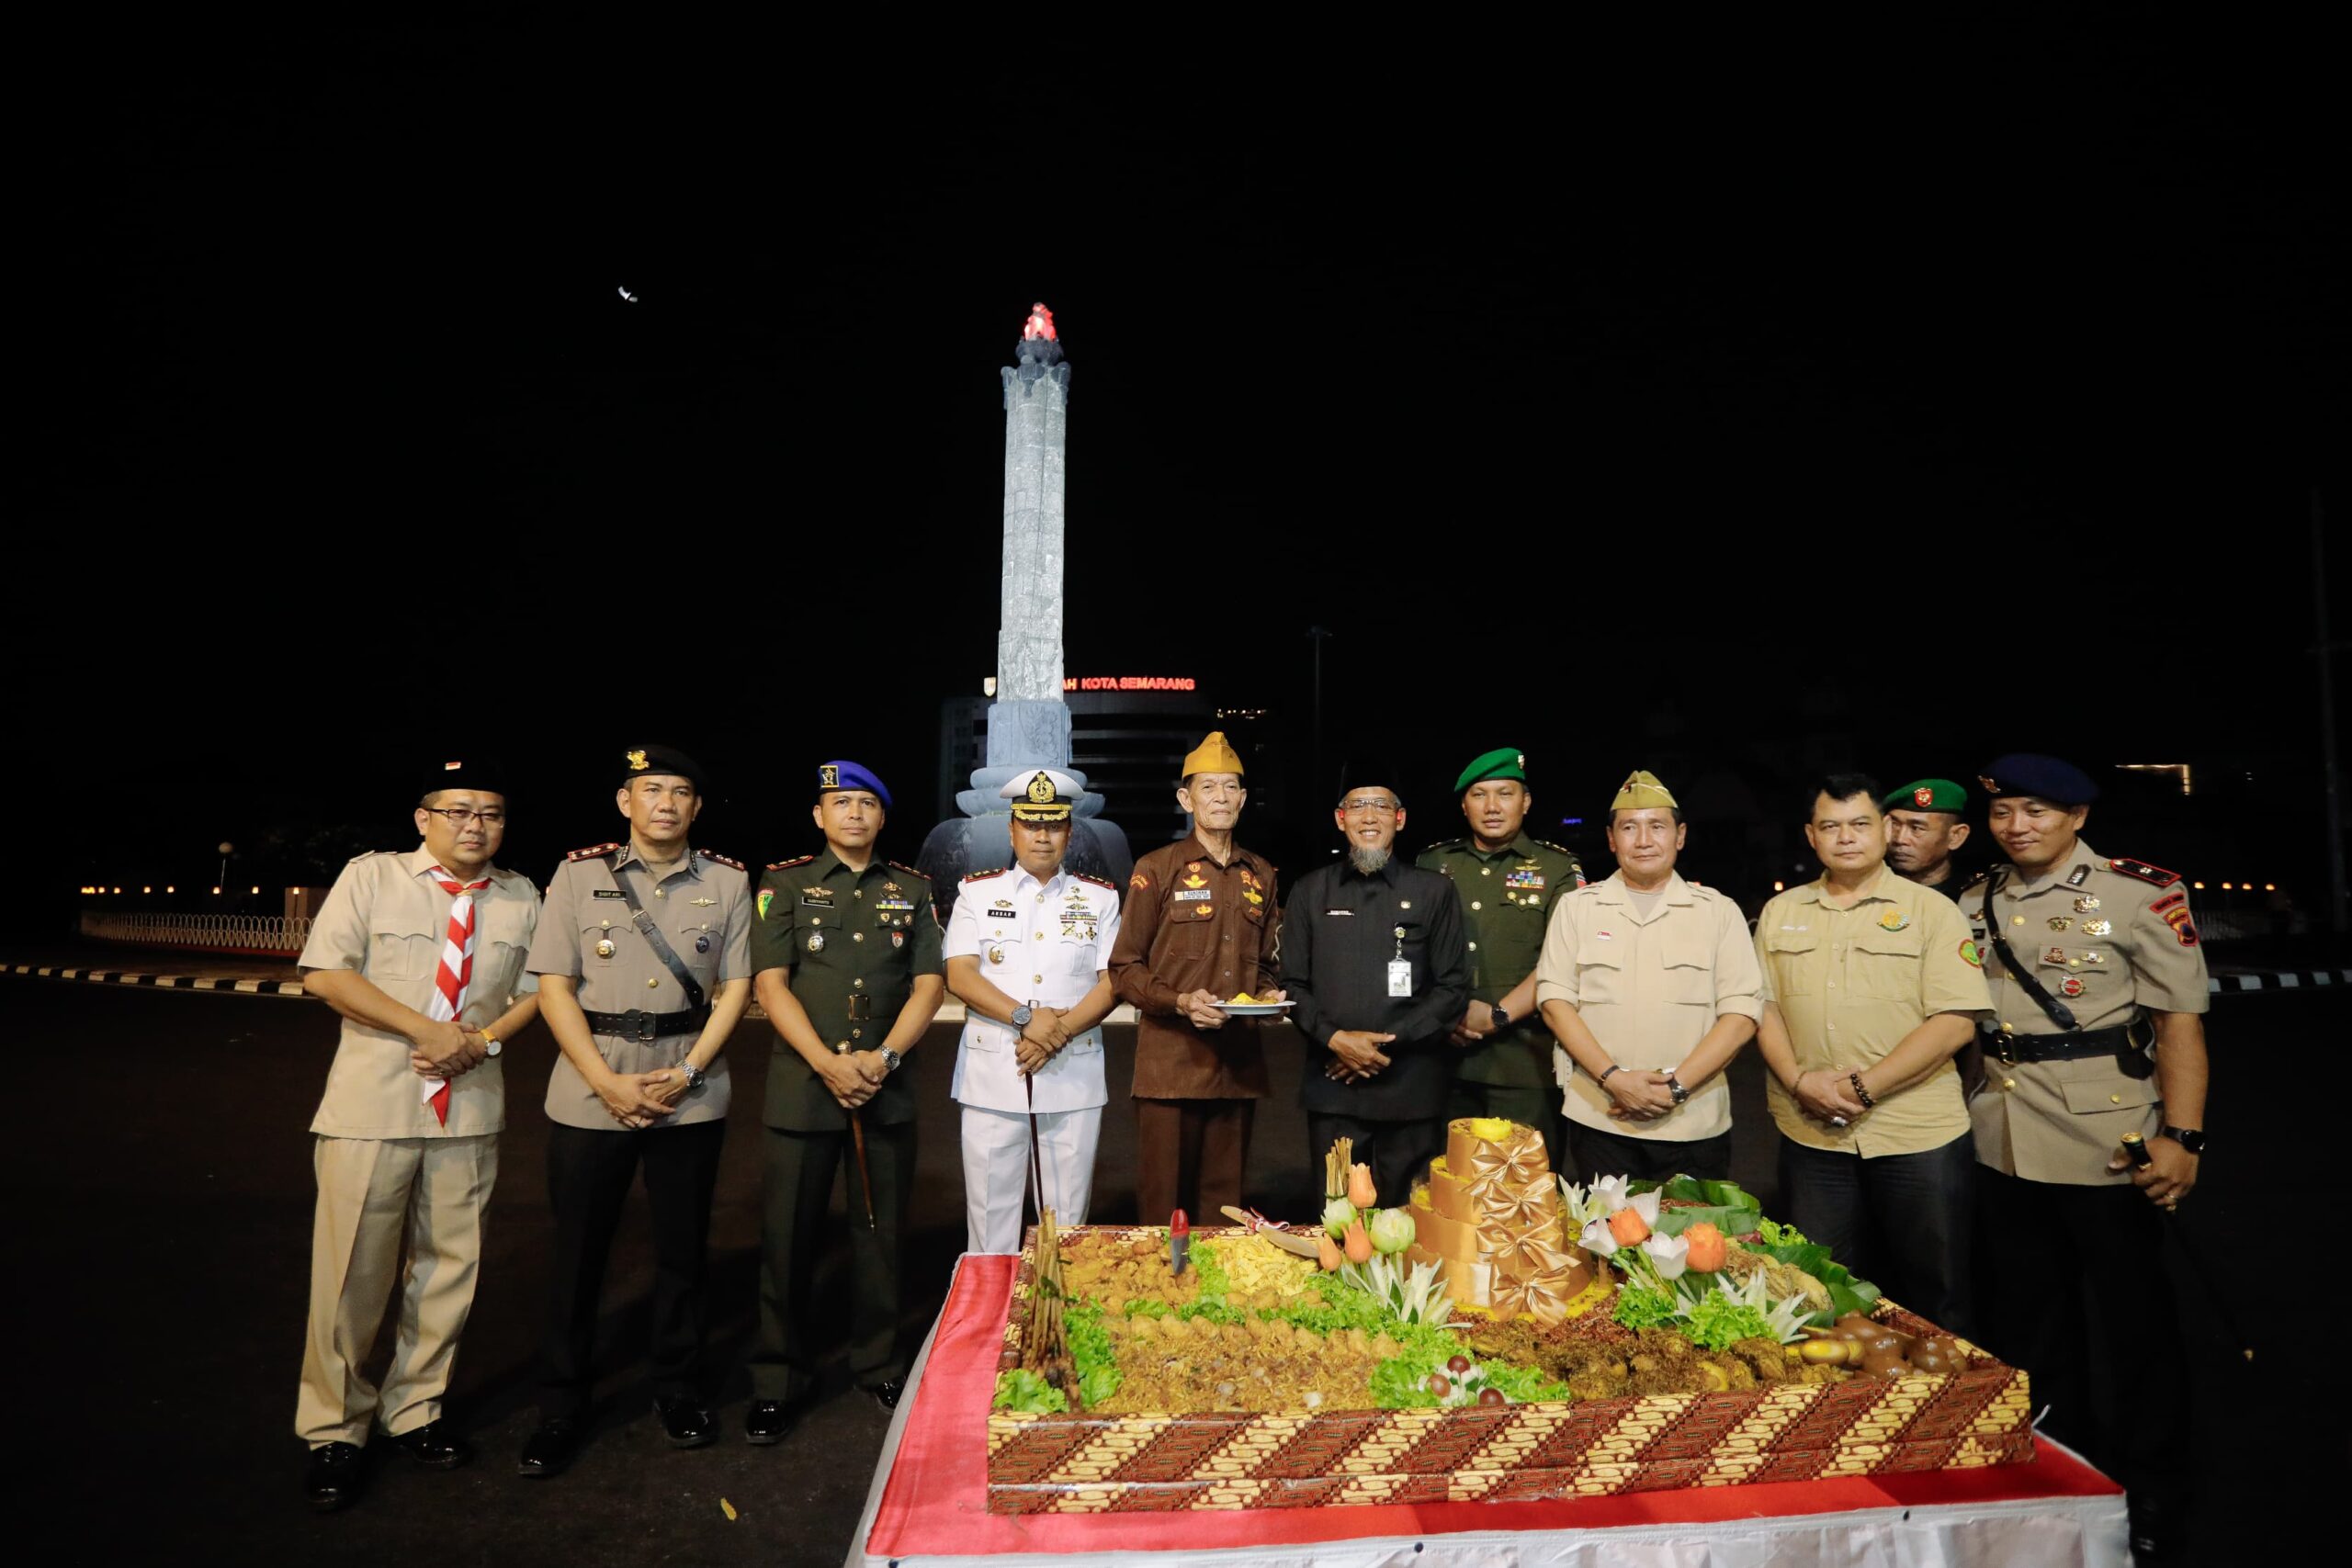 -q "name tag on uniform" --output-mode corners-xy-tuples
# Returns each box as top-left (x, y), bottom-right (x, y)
(1325, 908), (1354, 917)
(1388, 959), (1412, 997)
(593, 889), (625, 899)
(1172, 889), (1213, 902)
(800, 890), (834, 908)
(984, 905), (1015, 919)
